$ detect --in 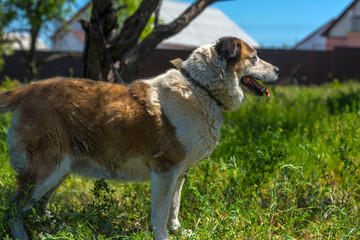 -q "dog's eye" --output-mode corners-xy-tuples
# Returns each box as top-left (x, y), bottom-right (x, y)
(250, 56), (257, 61)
